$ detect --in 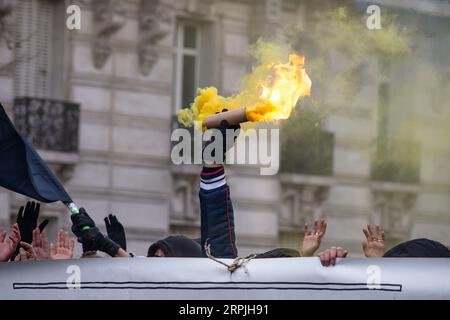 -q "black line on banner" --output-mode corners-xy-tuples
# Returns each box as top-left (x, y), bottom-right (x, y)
(13, 281), (402, 292)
